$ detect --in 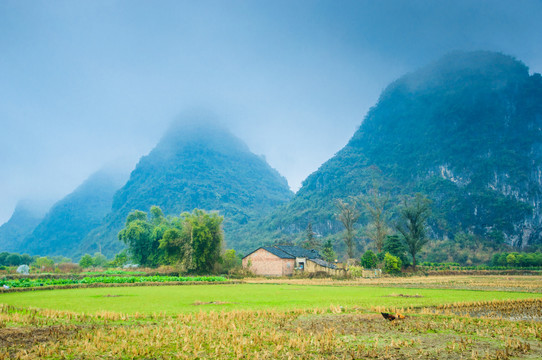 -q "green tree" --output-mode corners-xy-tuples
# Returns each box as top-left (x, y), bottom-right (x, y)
(118, 206), (224, 272)
(35, 256), (54, 269)
(118, 211), (157, 267)
(185, 209), (223, 273)
(79, 254), (94, 268)
(395, 194), (431, 270)
(111, 250), (128, 267)
(506, 253), (518, 266)
(150, 205), (165, 225)
(383, 253), (402, 274)
(301, 222), (320, 250)
(5, 253), (21, 266)
(159, 226), (194, 271)
(320, 239), (336, 263)
(0, 252), (9, 265)
(92, 252), (108, 267)
(361, 250), (378, 269)
(382, 235), (409, 265)
(222, 249), (241, 273)
(336, 199), (360, 259)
